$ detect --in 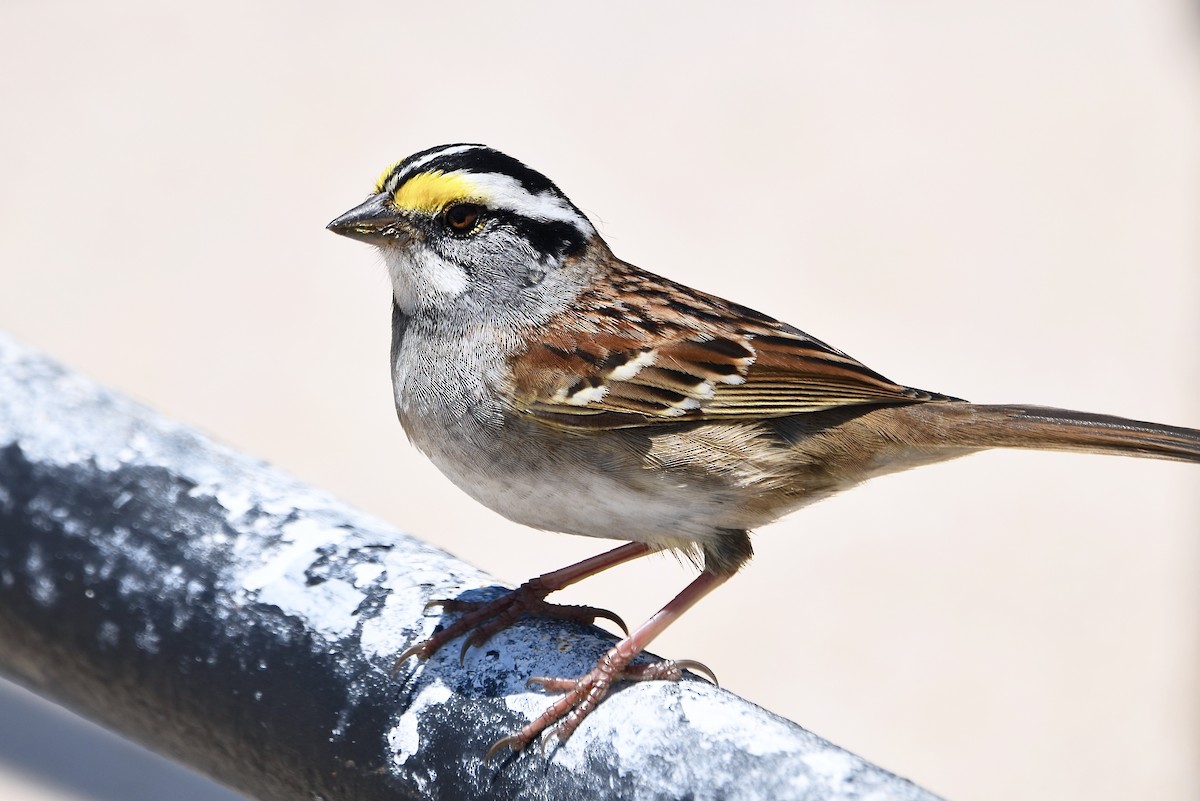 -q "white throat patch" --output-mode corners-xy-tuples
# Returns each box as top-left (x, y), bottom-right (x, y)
(382, 246), (469, 313)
